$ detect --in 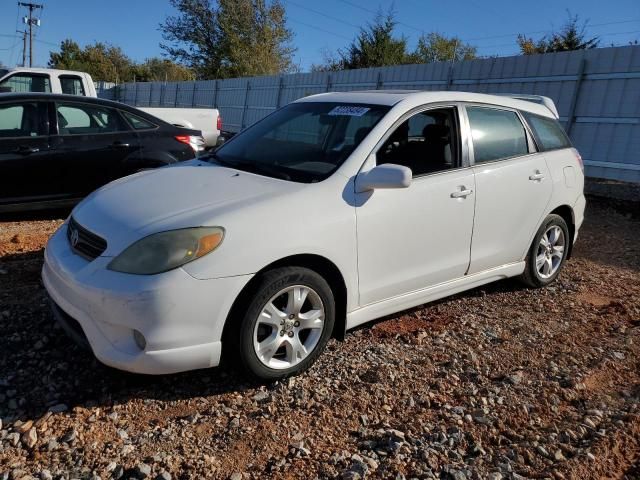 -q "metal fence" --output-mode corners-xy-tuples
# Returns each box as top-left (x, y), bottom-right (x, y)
(98, 45), (640, 183)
